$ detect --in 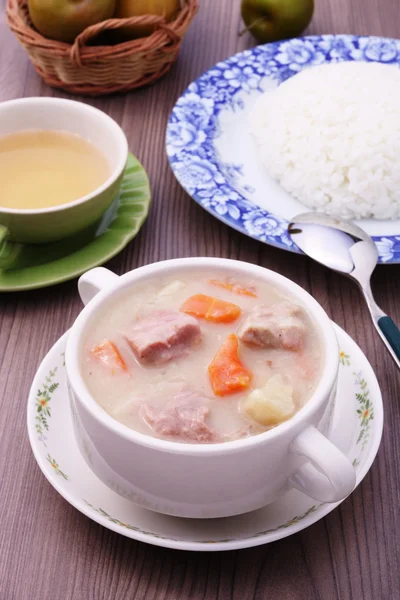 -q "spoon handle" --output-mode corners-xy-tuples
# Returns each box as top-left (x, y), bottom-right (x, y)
(377, 316), (400, 363)
(361, 284), (400, 370)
